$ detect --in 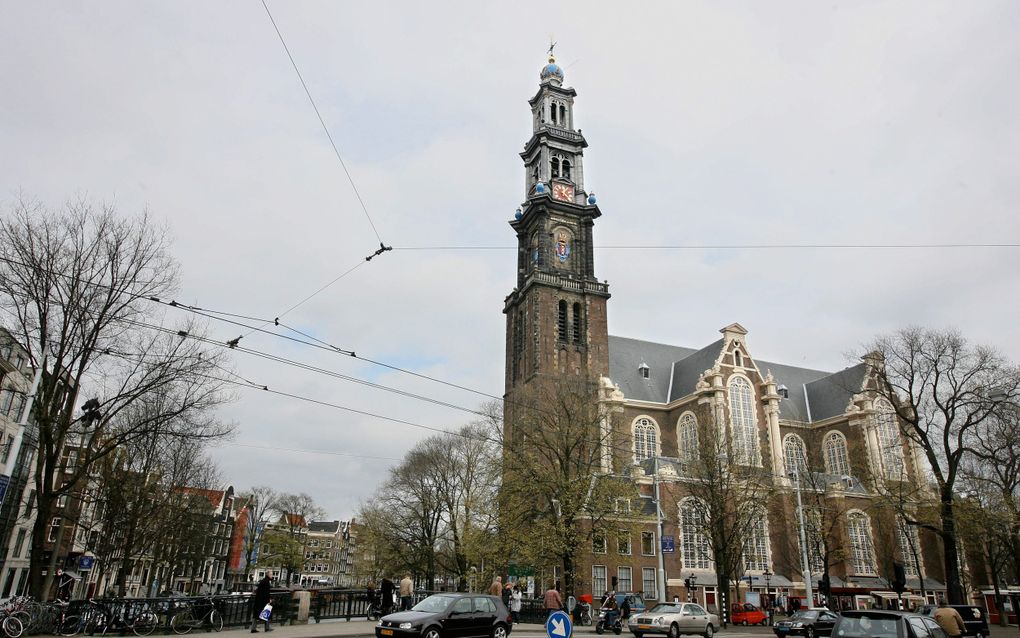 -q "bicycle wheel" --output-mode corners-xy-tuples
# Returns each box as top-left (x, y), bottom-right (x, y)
(10, 612), (30, 634)
(132, 611), (159, 637)
(3, 615), (24, 638)
(170, 610), (194, 635)
(57, 614), (82, 637)
(207, 610), (223, 633)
